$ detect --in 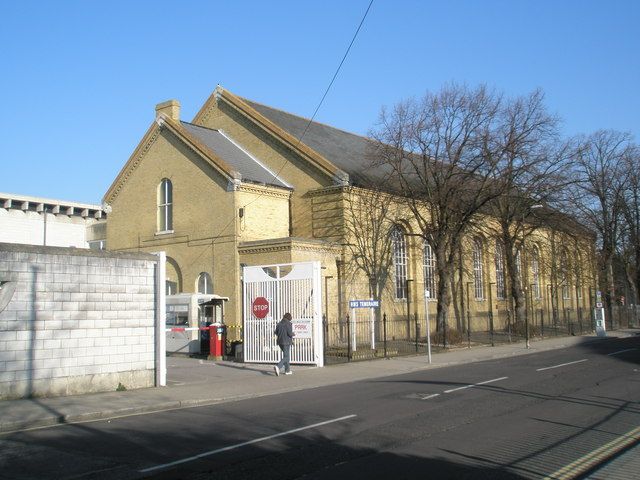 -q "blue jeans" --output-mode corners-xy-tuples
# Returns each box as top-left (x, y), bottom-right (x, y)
(276, 344), (291, 373)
